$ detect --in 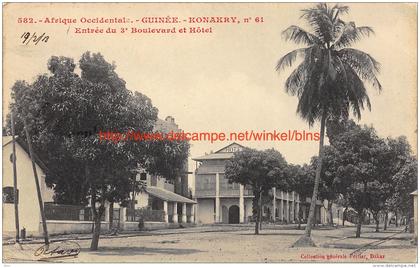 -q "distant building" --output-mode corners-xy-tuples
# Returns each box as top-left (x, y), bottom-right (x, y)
(127, 116), (195, 224)
(193, 143), (328, 224)
(411, 190), (417, 242)
(154, 116), (189, 197)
